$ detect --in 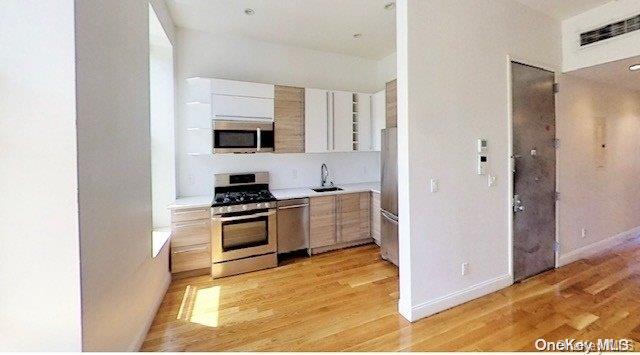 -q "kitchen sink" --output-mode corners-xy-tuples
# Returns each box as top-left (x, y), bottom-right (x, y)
(312, 186), (343, 192)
